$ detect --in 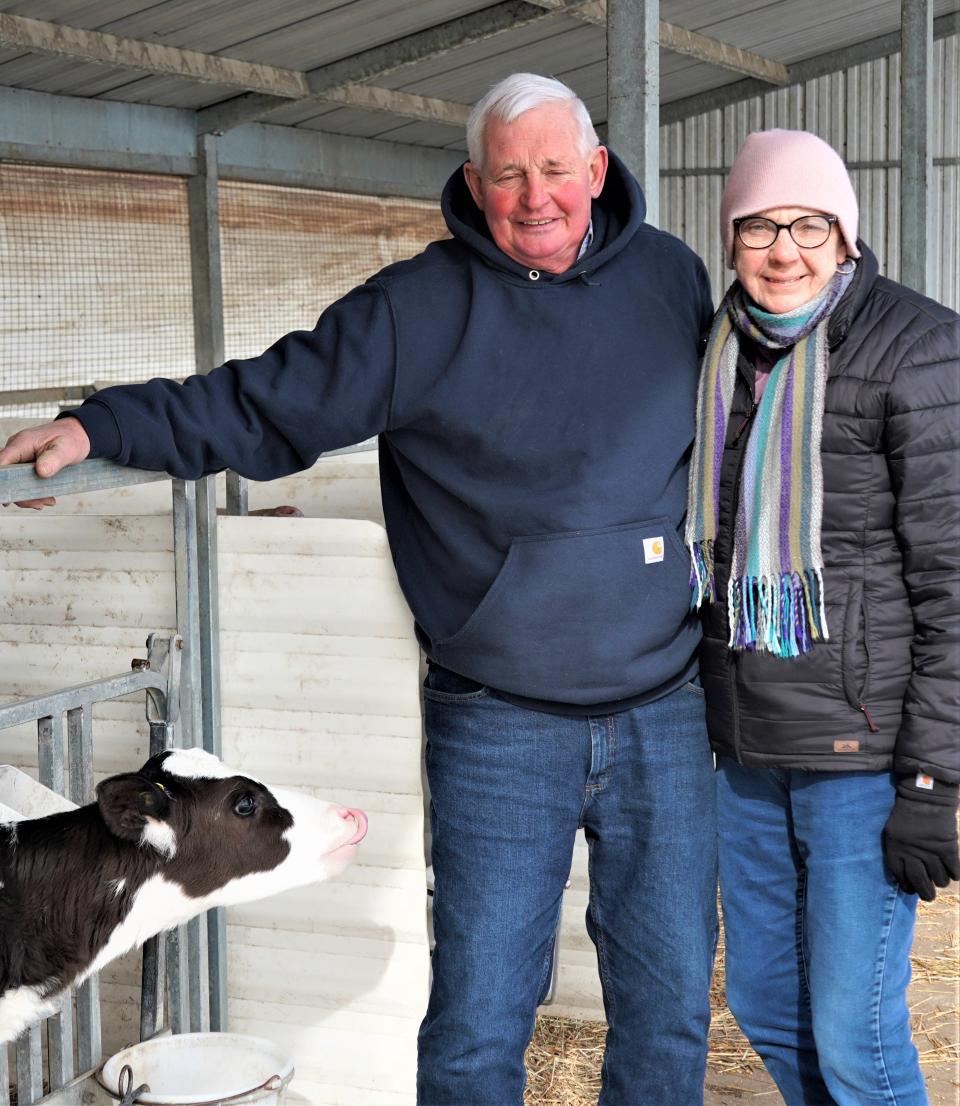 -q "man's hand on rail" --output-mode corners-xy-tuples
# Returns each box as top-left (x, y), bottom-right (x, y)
(0, 417), (91, 509)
